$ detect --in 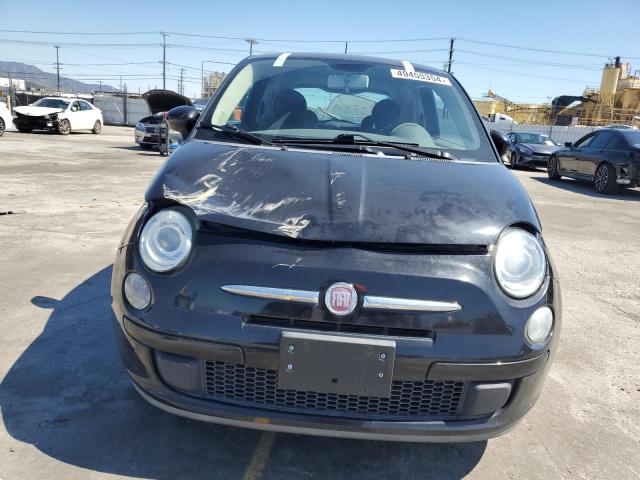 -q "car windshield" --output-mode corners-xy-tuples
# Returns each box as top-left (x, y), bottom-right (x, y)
(33, 98), (70, 109)
(517, 133), (555, 145)
(197, 56), (494, 161)
(623, 130), (640, 147)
